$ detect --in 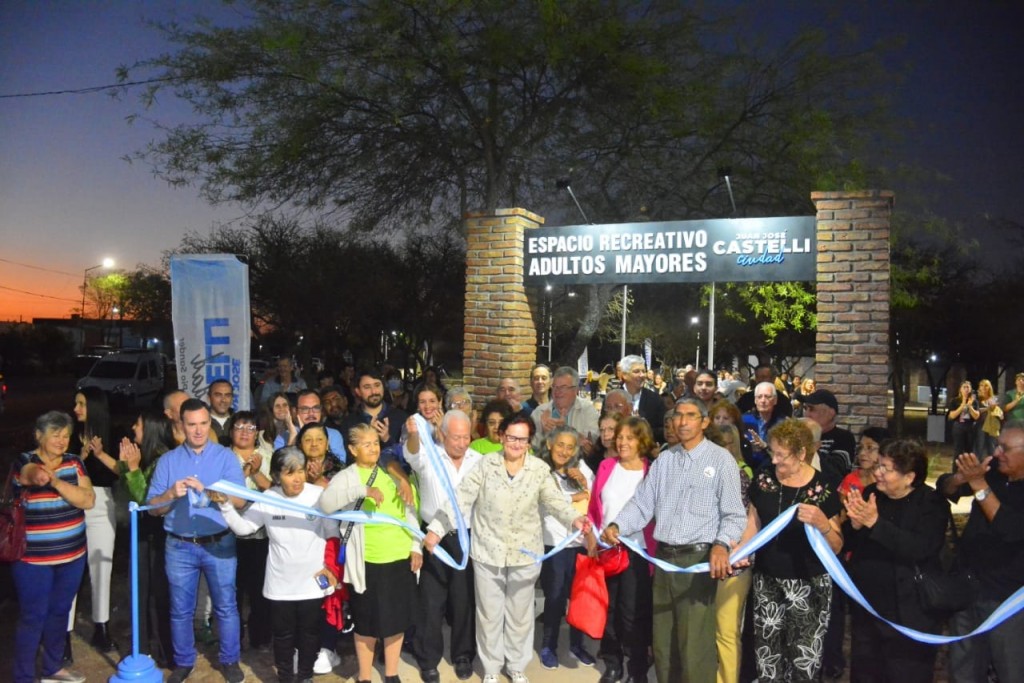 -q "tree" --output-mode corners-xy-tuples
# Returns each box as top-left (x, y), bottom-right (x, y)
(124, 1), (894, 362)
(80, 272), (128, 320)
(120, 266), (172, 322)
(172, 216), (464, 371)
